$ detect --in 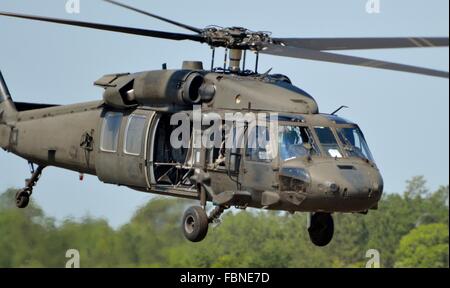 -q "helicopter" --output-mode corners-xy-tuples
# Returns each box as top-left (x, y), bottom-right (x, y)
(0, 0), (448, 246)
